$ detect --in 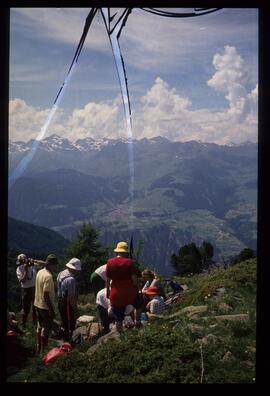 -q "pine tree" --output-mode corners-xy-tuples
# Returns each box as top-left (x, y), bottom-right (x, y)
(65, 223), (108, 294)
(171, 241), (214, 275)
